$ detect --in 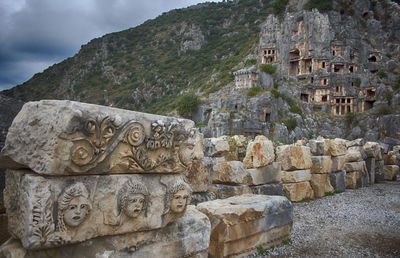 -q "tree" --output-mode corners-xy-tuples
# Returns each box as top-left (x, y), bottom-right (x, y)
(177, 93), (201, 117)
